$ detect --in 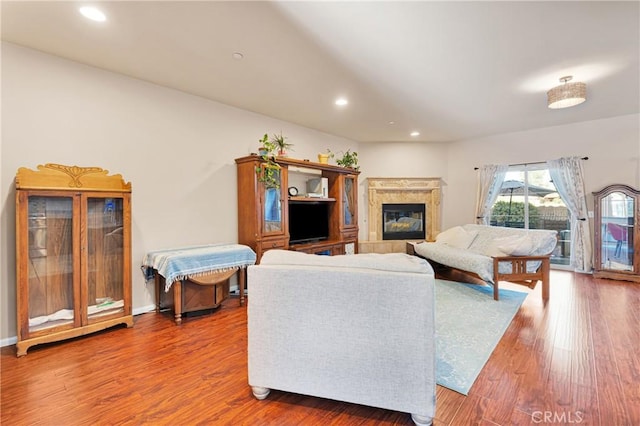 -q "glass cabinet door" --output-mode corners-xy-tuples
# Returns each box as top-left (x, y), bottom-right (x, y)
(85, 196), (126, 321)
(598, 191), (635, 273)
(343, 176), (357, 228)
(262, 169), (284, 234)
(26, 195), (76, 333)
